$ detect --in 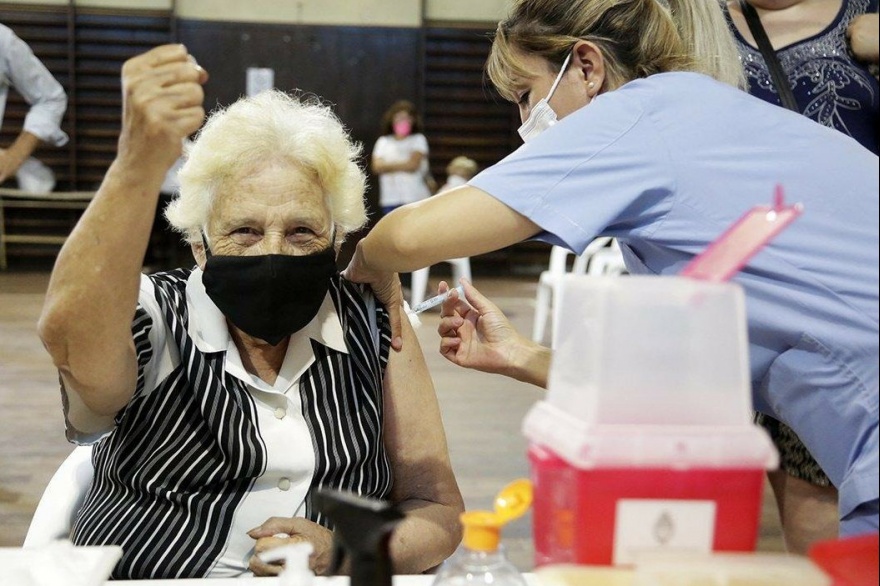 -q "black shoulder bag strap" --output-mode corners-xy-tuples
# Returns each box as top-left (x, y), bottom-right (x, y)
(740, 0), (800, 112)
